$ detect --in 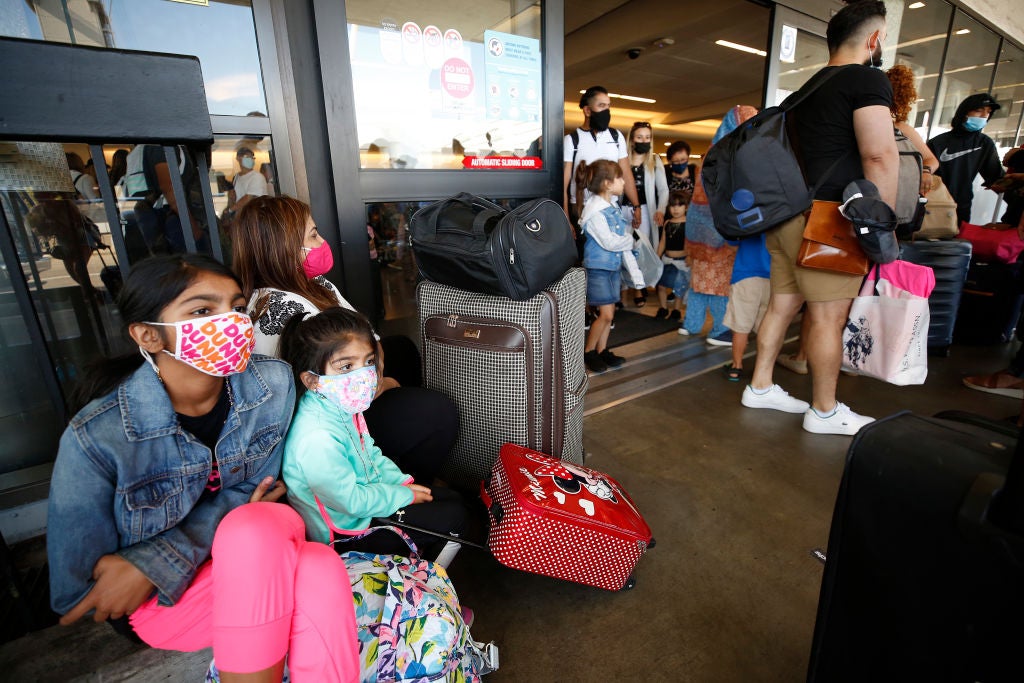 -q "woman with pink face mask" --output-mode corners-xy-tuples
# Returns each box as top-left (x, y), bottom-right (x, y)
(48, 254), (359, 682)
(232, 197), (458, 488)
